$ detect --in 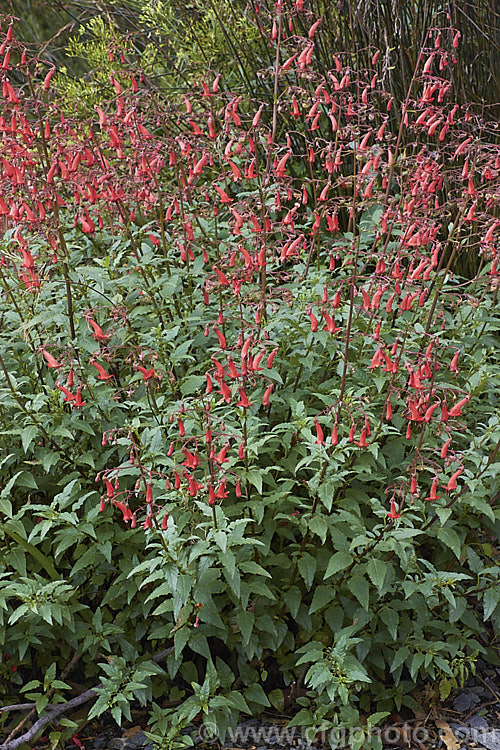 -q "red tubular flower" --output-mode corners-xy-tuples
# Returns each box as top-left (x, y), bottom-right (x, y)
(43, 68), (56, 91)
(424, 403), (439, 422)
(410, 473), (418, 494)
(237, 388), (251, 408)
(215, 444), (230, 464)
(213, 358), (225, 380)
(41, 349), (61, 369)
(182, 449), (199, 469)
(357, 428), (369, 447)
(216, 482), (228, 499)
(266, 348), (278, 369)
(213, 327), (227, 350)
(314, 421), (325, 445)
(262, 383), (273, 406)
(441, 402), (449, 422)
(253, 349), (266, 371)
(137, 365), (157, 381)
(450, 351), (460, 373)
(56, 382), (75, 402)
(445, 466), (463, 493)
(219, 381), (232, 403)
(227, 358), (240, 379)
(441, 437), (452, 459)
(188, 478), (203, 497)
(425, 477), (440, 502)
(308, 310), (318, 332)
(388, 500), (401, 519)
(323, 312), (341, 334)
(146, 484), (153, 504)
(73, 388), (86, 408)
(241, 336), (253, 361)
(369, 346), (384, 370)
(90, 359), (112, 381)
(448, 395), (469, 417)
(208, 484), (216, 505)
